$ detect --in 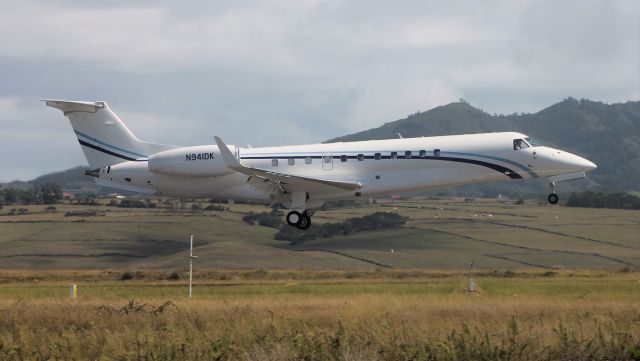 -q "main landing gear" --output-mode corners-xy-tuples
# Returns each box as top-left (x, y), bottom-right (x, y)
(548, 181), (559, 204)
(286, 210), (311, 230)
